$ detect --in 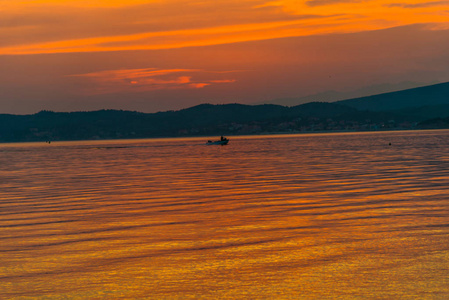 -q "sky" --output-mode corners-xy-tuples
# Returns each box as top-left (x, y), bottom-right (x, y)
(1, 0), (449, 114)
